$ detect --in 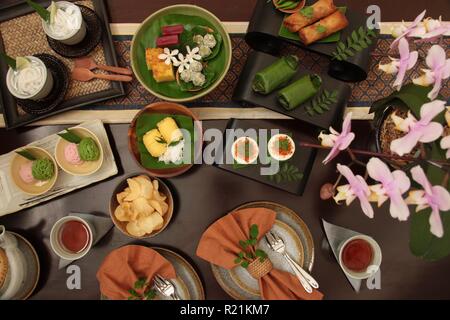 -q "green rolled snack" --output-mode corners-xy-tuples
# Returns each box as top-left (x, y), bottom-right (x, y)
(278, 74), (322, 110)
(78, 137), (100, 161)
(32, 159), (55, 181)
(252, 55), (299, 95)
